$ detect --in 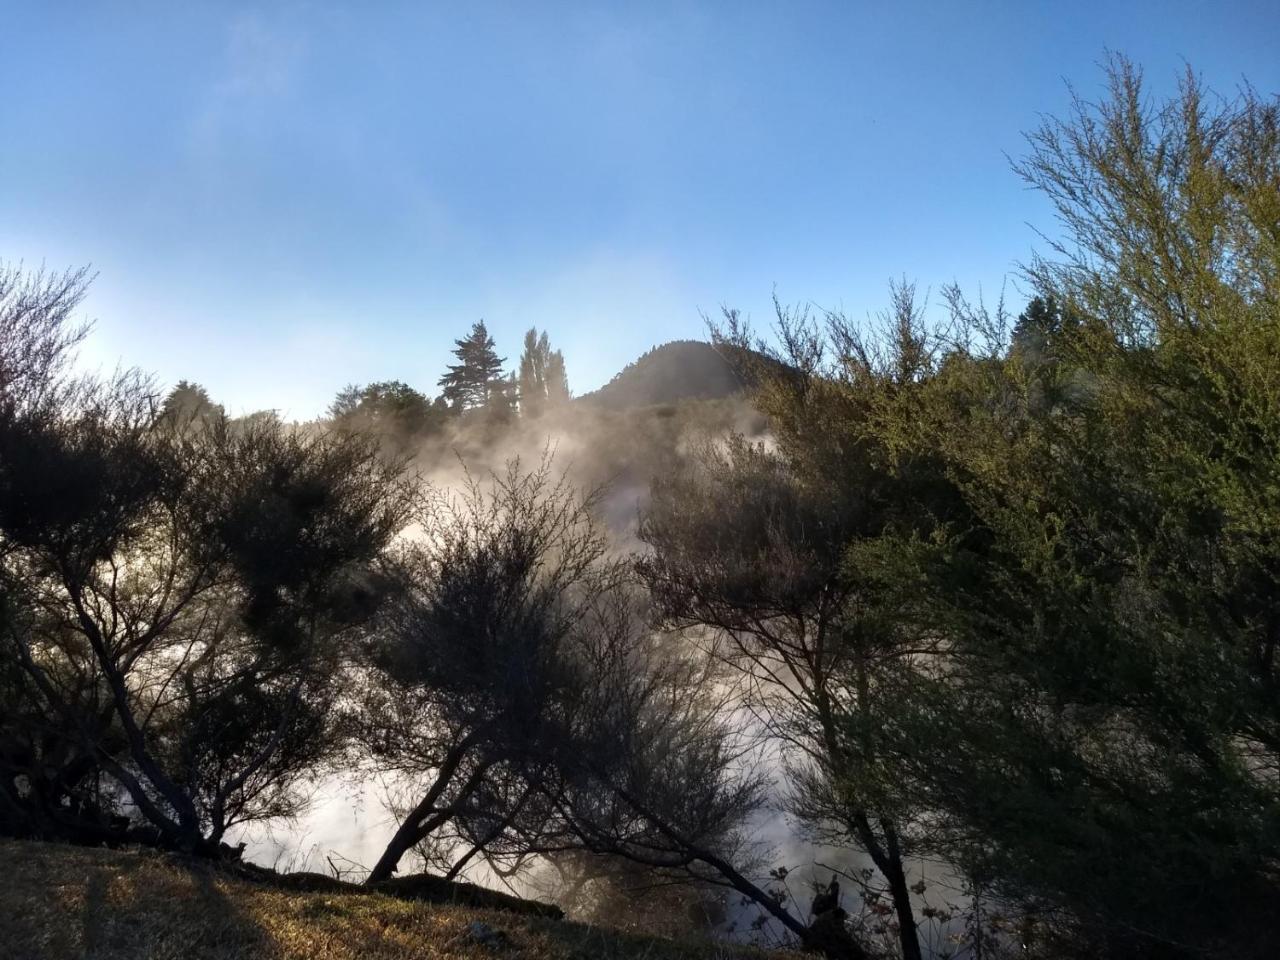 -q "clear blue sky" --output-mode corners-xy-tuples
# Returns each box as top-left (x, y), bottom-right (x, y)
(3, 1), (1277, 417)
